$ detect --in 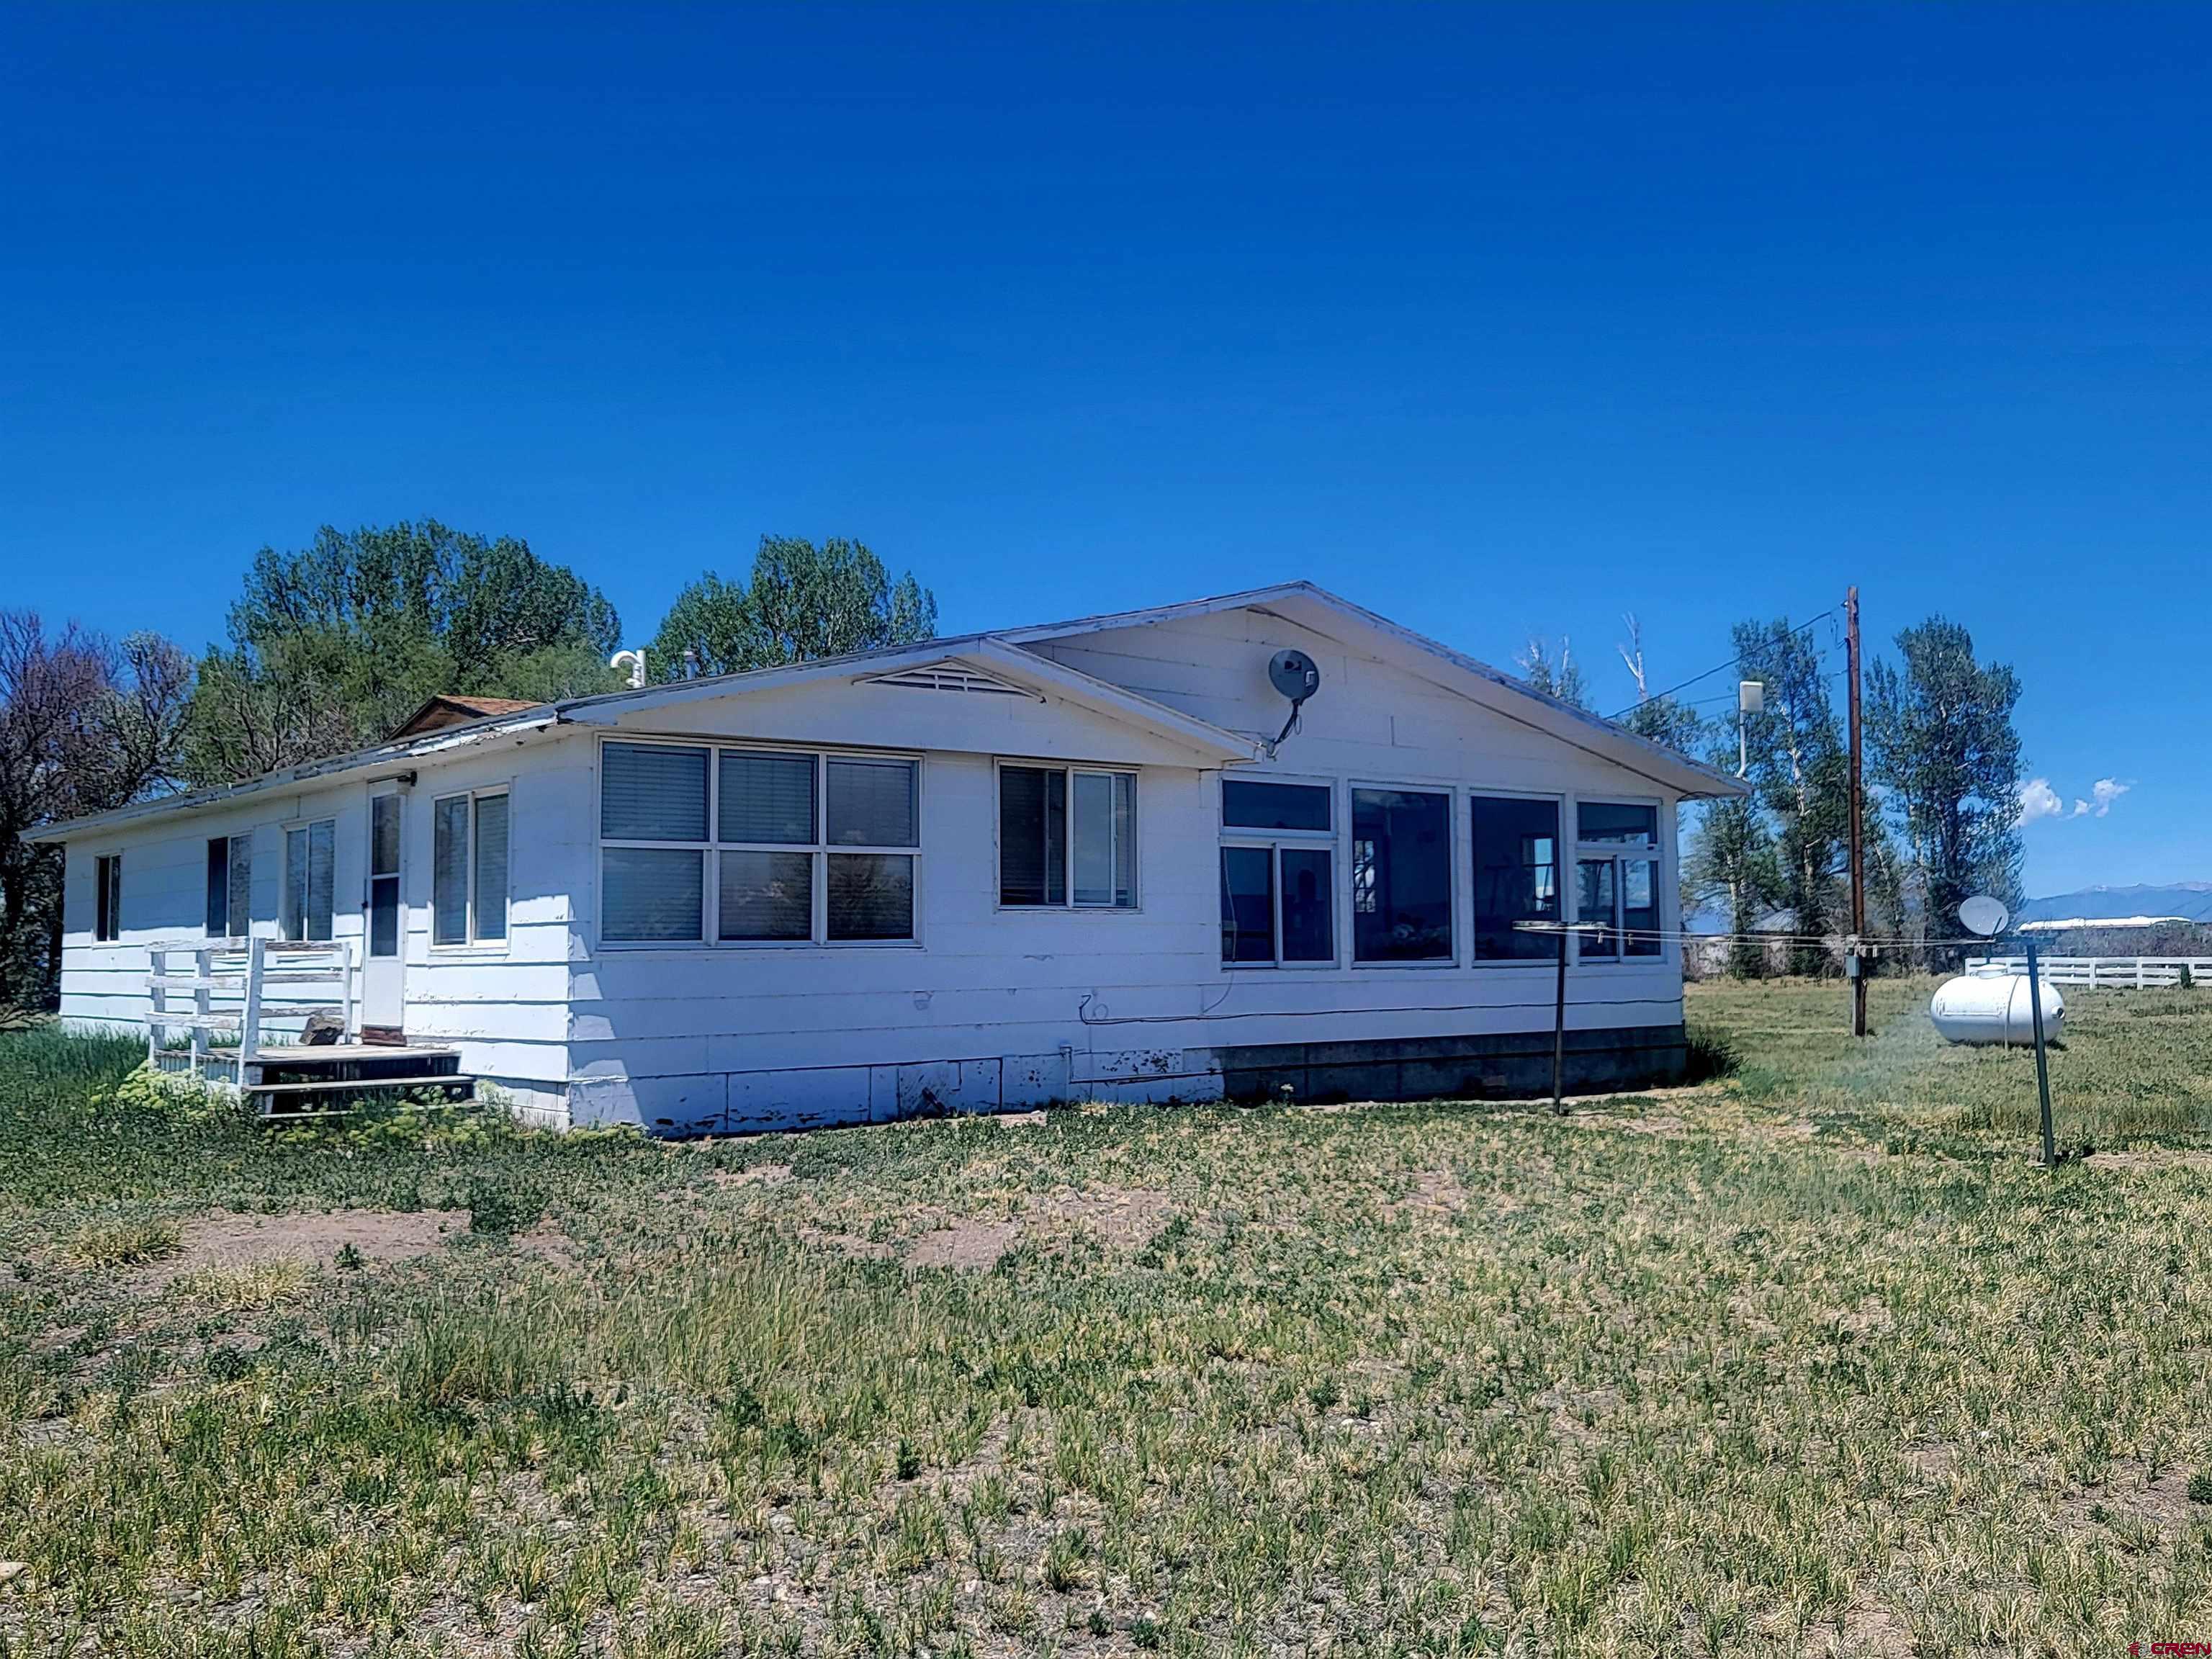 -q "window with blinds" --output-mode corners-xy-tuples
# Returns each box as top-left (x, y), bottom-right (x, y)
(601, 742), (919, 945)
(997, 764), (1136, 909)
(433, 791), (510, 946)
